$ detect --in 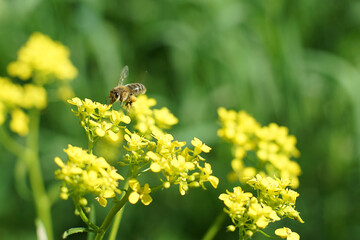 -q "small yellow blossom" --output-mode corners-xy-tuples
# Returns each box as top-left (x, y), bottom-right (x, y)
(22, 84), (47, 109)
(7, 61), (32, 80)
(191, 137), (211, 155)
(0, 77), (26, 107)
(130, 95), (178, 135)
(10, 108), (29, 136)
(128, 179), (152, 205)
(124, 129), (149, 151)
(275, 227), (300, 240)
(153, 107), (178, 129)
